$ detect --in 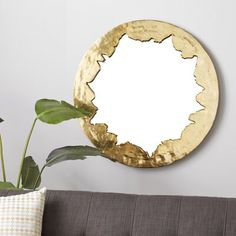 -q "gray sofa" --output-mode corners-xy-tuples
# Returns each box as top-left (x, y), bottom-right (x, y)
(0, 190), (236, 236)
